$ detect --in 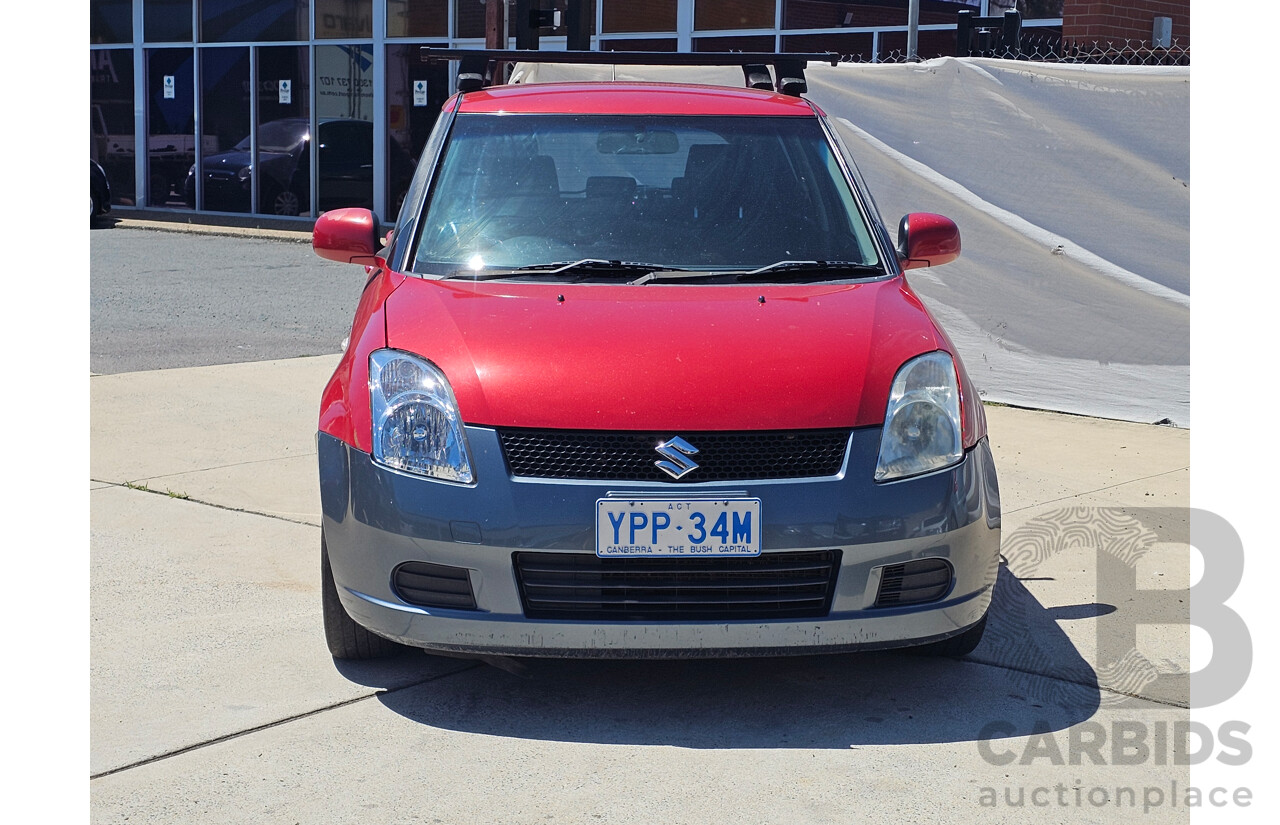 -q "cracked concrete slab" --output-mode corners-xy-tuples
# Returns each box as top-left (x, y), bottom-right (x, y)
(90, 354), (339, 485)
(90, 484), (474, 777)
(90, 653), (1188, 824)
